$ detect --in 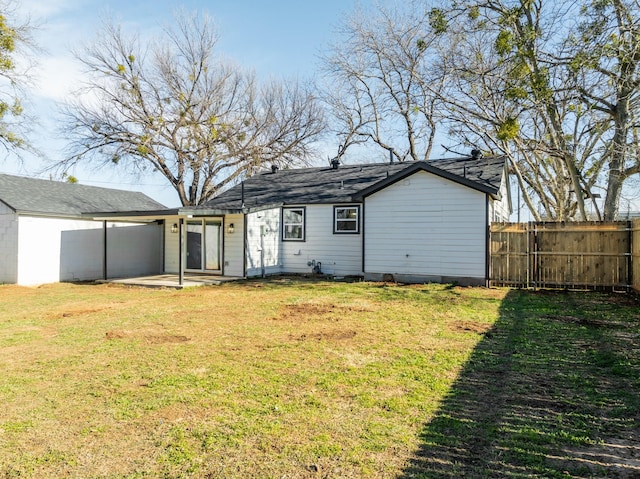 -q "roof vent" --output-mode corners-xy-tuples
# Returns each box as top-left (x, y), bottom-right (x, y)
(330, 159), (340, 170)
(271, 164), (279, 174)
(471, 149), (482, 160)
